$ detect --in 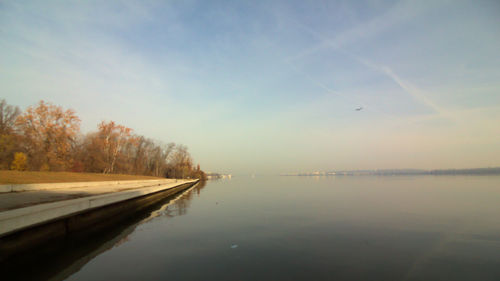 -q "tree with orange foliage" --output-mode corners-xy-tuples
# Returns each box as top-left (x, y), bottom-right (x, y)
(15, 101), (80, 171)
(96, 121), (134, 174)
(4, 99), (206, 178)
